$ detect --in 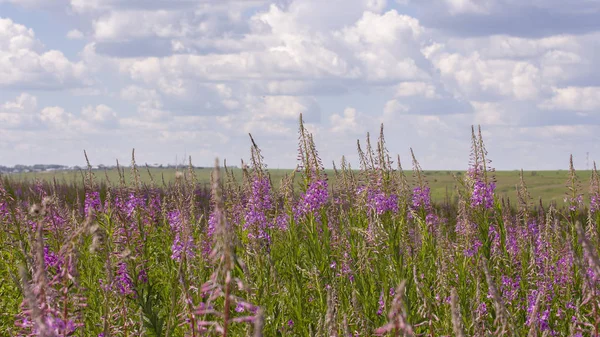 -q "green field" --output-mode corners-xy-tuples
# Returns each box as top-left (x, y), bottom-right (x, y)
(6, 168), (592, 206)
